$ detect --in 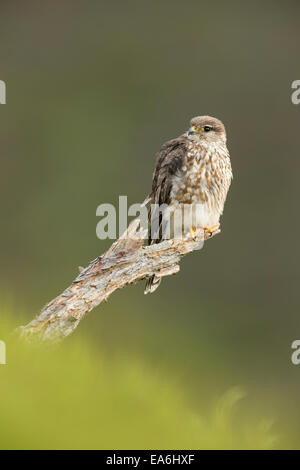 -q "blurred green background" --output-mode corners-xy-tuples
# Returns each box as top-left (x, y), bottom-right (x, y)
(0, 0), (300, 449)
